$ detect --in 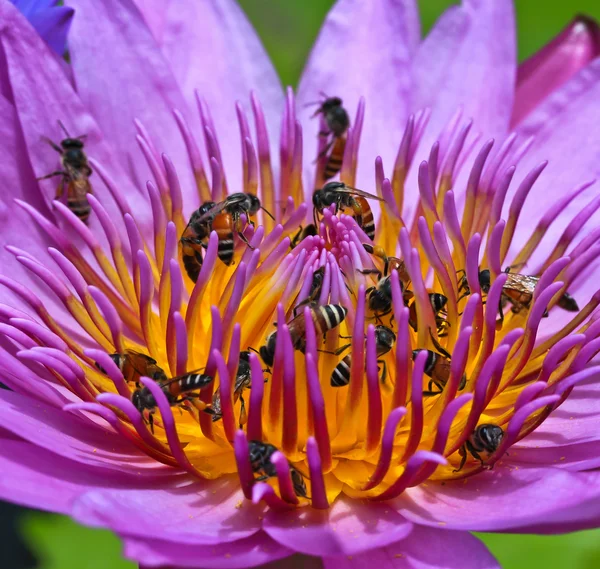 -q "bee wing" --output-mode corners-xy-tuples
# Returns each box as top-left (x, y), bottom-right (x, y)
(504, 273), (539, 294)
(195, 200), (230, 223)
(335, 185), (385, 202)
